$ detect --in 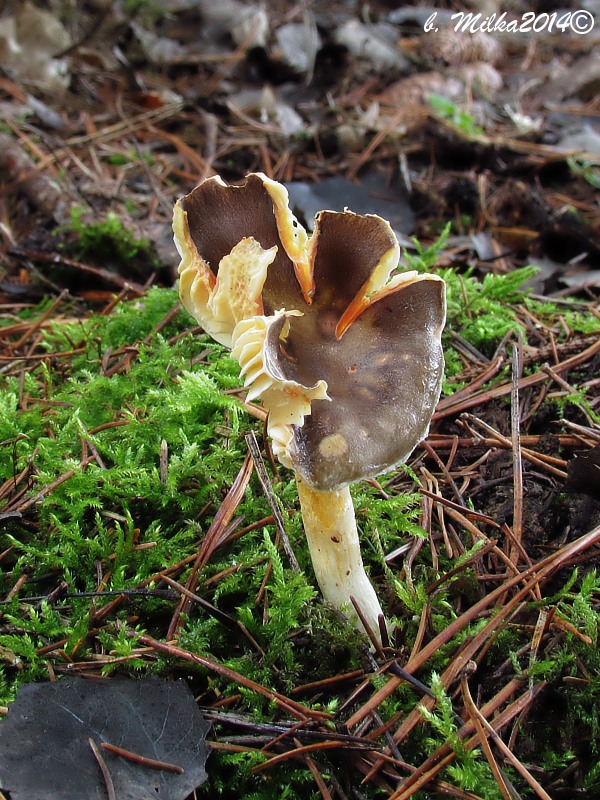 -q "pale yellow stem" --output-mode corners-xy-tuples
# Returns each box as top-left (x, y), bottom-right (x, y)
(296, 475), (385, 642)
